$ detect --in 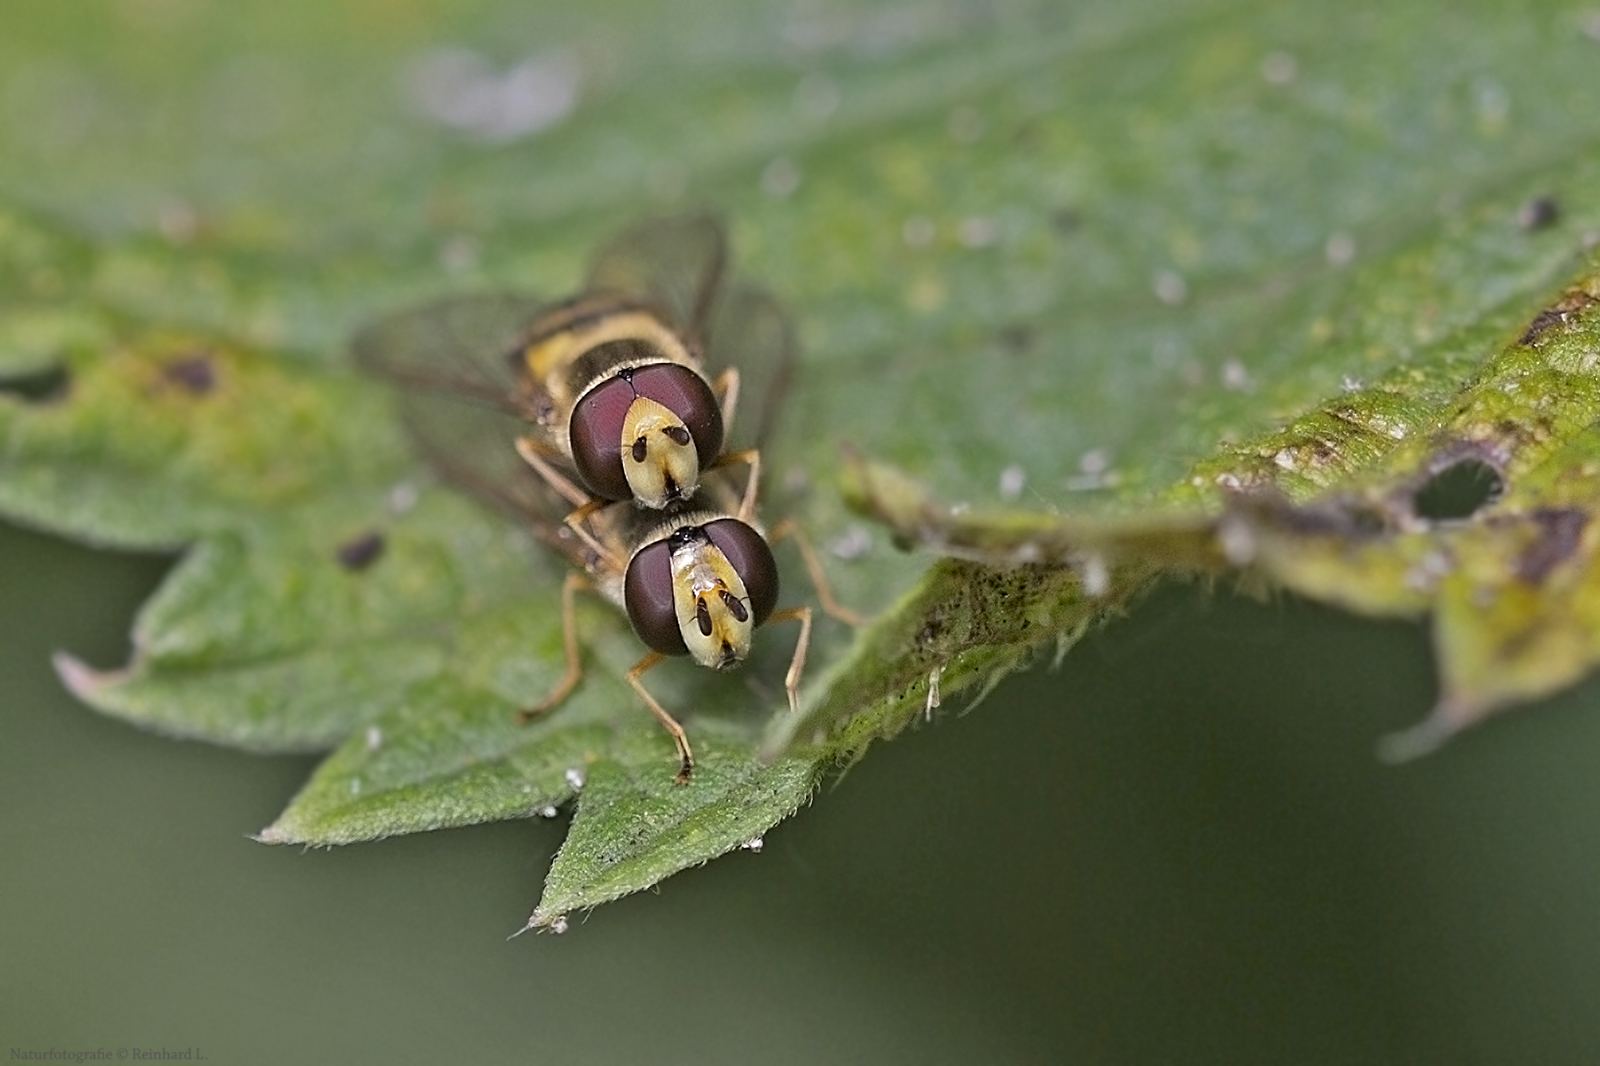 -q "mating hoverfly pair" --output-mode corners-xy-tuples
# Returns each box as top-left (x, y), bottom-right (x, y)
(356, 216), (857, 783)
